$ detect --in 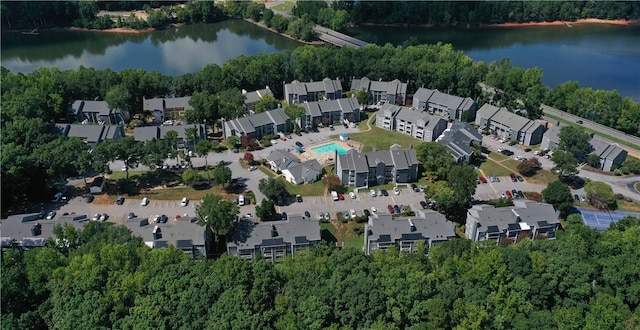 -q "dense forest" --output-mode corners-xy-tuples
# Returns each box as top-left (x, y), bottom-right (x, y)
(2, 42), (639, 209)
(2, 216), (640, 329)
